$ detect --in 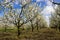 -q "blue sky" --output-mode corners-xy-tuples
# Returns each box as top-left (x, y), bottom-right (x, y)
(54, 0), (60, 3)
